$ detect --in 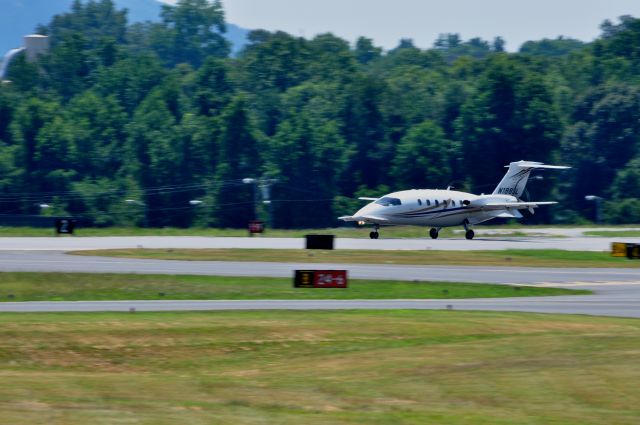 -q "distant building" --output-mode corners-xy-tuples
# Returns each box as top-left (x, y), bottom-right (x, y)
(24, 34), (49, 61)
